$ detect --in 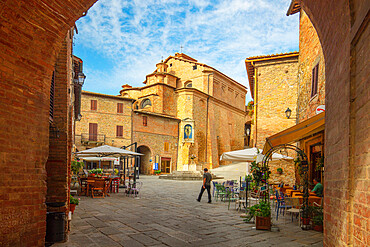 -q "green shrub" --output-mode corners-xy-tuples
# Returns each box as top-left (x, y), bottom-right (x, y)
(70, 195), (79, 205)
